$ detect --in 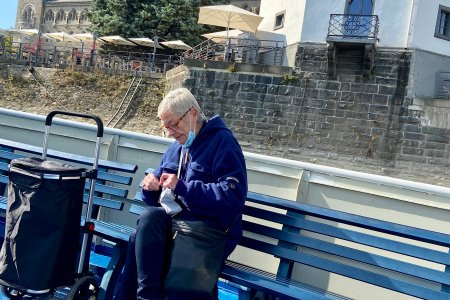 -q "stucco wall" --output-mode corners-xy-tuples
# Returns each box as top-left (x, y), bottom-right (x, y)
(409, 49), (450, 98)
(300, 0), (345, 43)
(259, 0), (450, 58)
(258, 0), (307, 45)
(373, 0), (413, 48)
(409, 0), (450, 56)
